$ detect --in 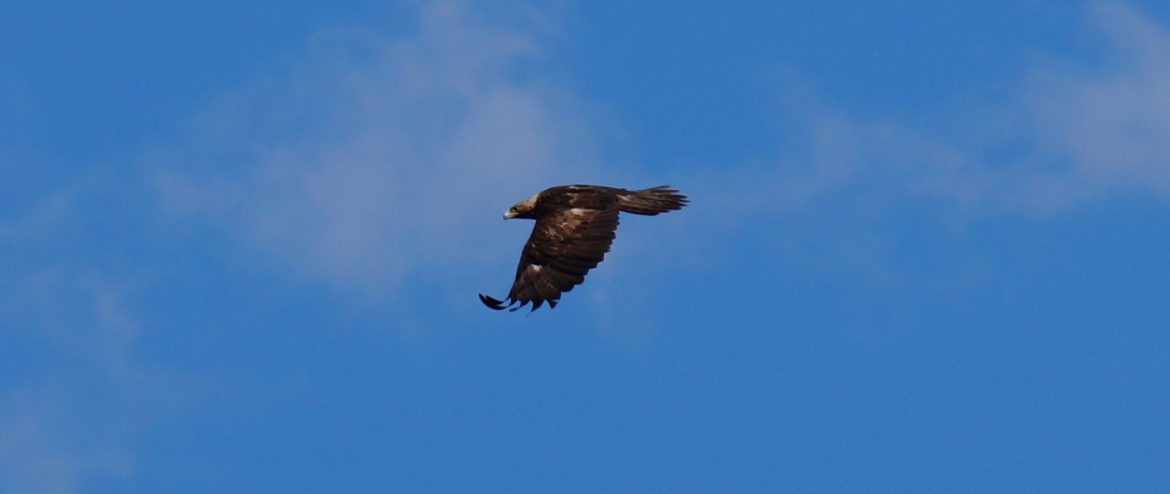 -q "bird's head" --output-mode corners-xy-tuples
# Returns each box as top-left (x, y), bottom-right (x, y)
(503, 192), (540, 220)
